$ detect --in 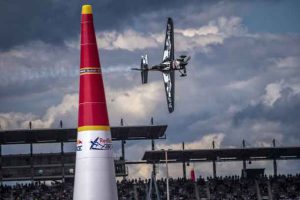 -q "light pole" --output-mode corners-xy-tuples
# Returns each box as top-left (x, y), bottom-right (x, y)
(162, 149), (171, 200)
